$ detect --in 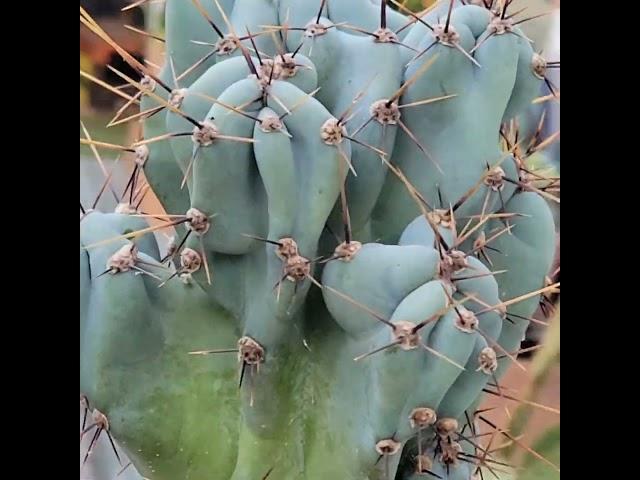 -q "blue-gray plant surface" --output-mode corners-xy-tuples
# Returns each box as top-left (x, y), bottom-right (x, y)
(80, 1), (560, 479)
